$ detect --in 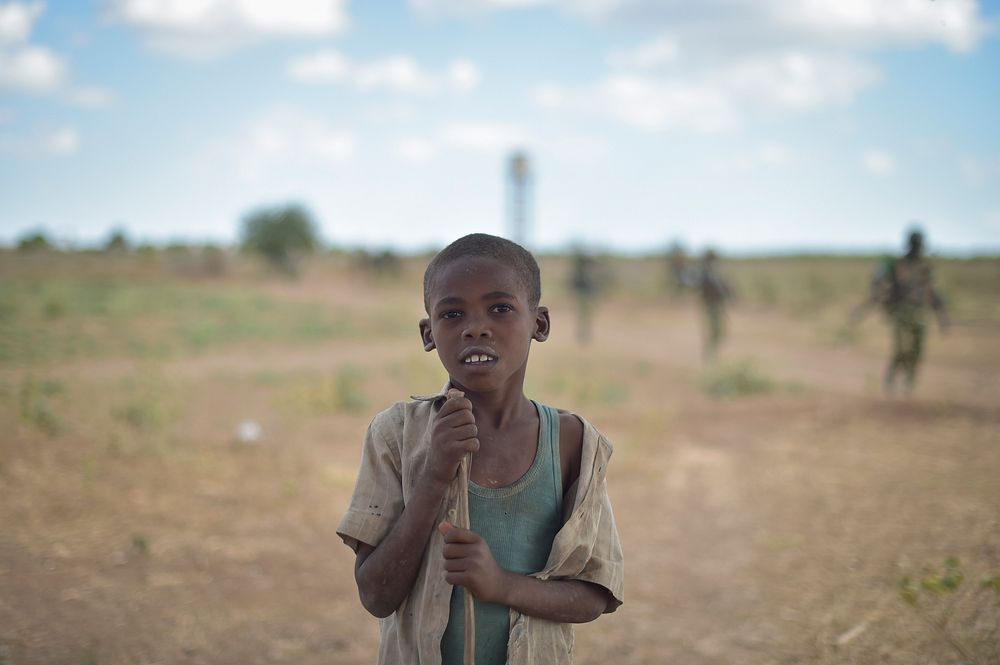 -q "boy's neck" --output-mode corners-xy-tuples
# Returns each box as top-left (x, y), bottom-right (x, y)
(449, 379), (533, 429)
